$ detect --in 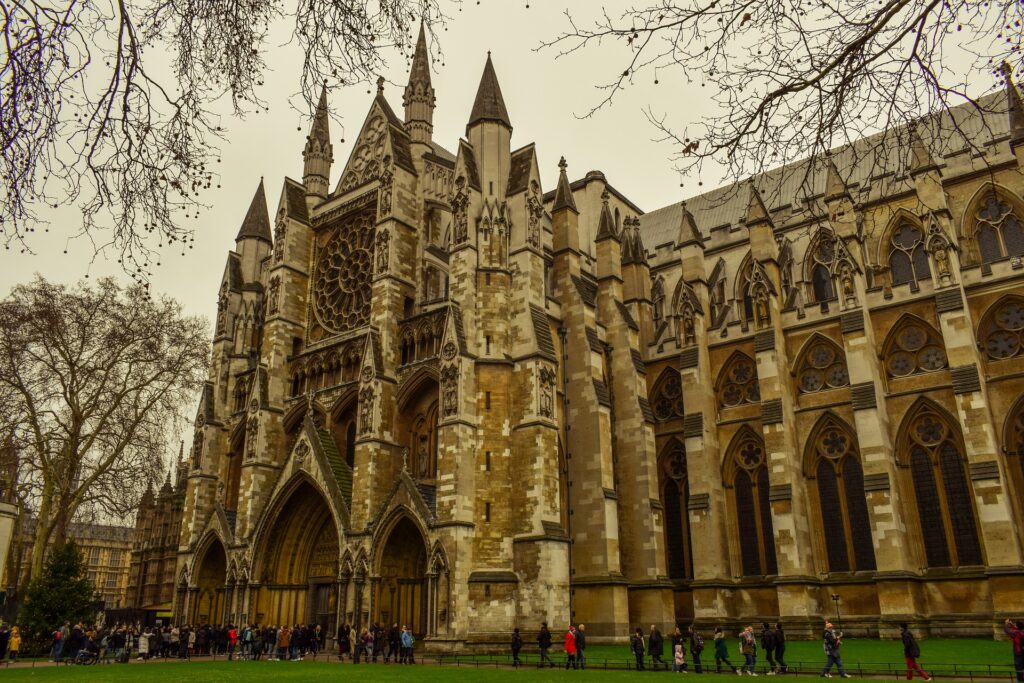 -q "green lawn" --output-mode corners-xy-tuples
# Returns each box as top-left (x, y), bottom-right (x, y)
(0, 639), (1015, 683)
